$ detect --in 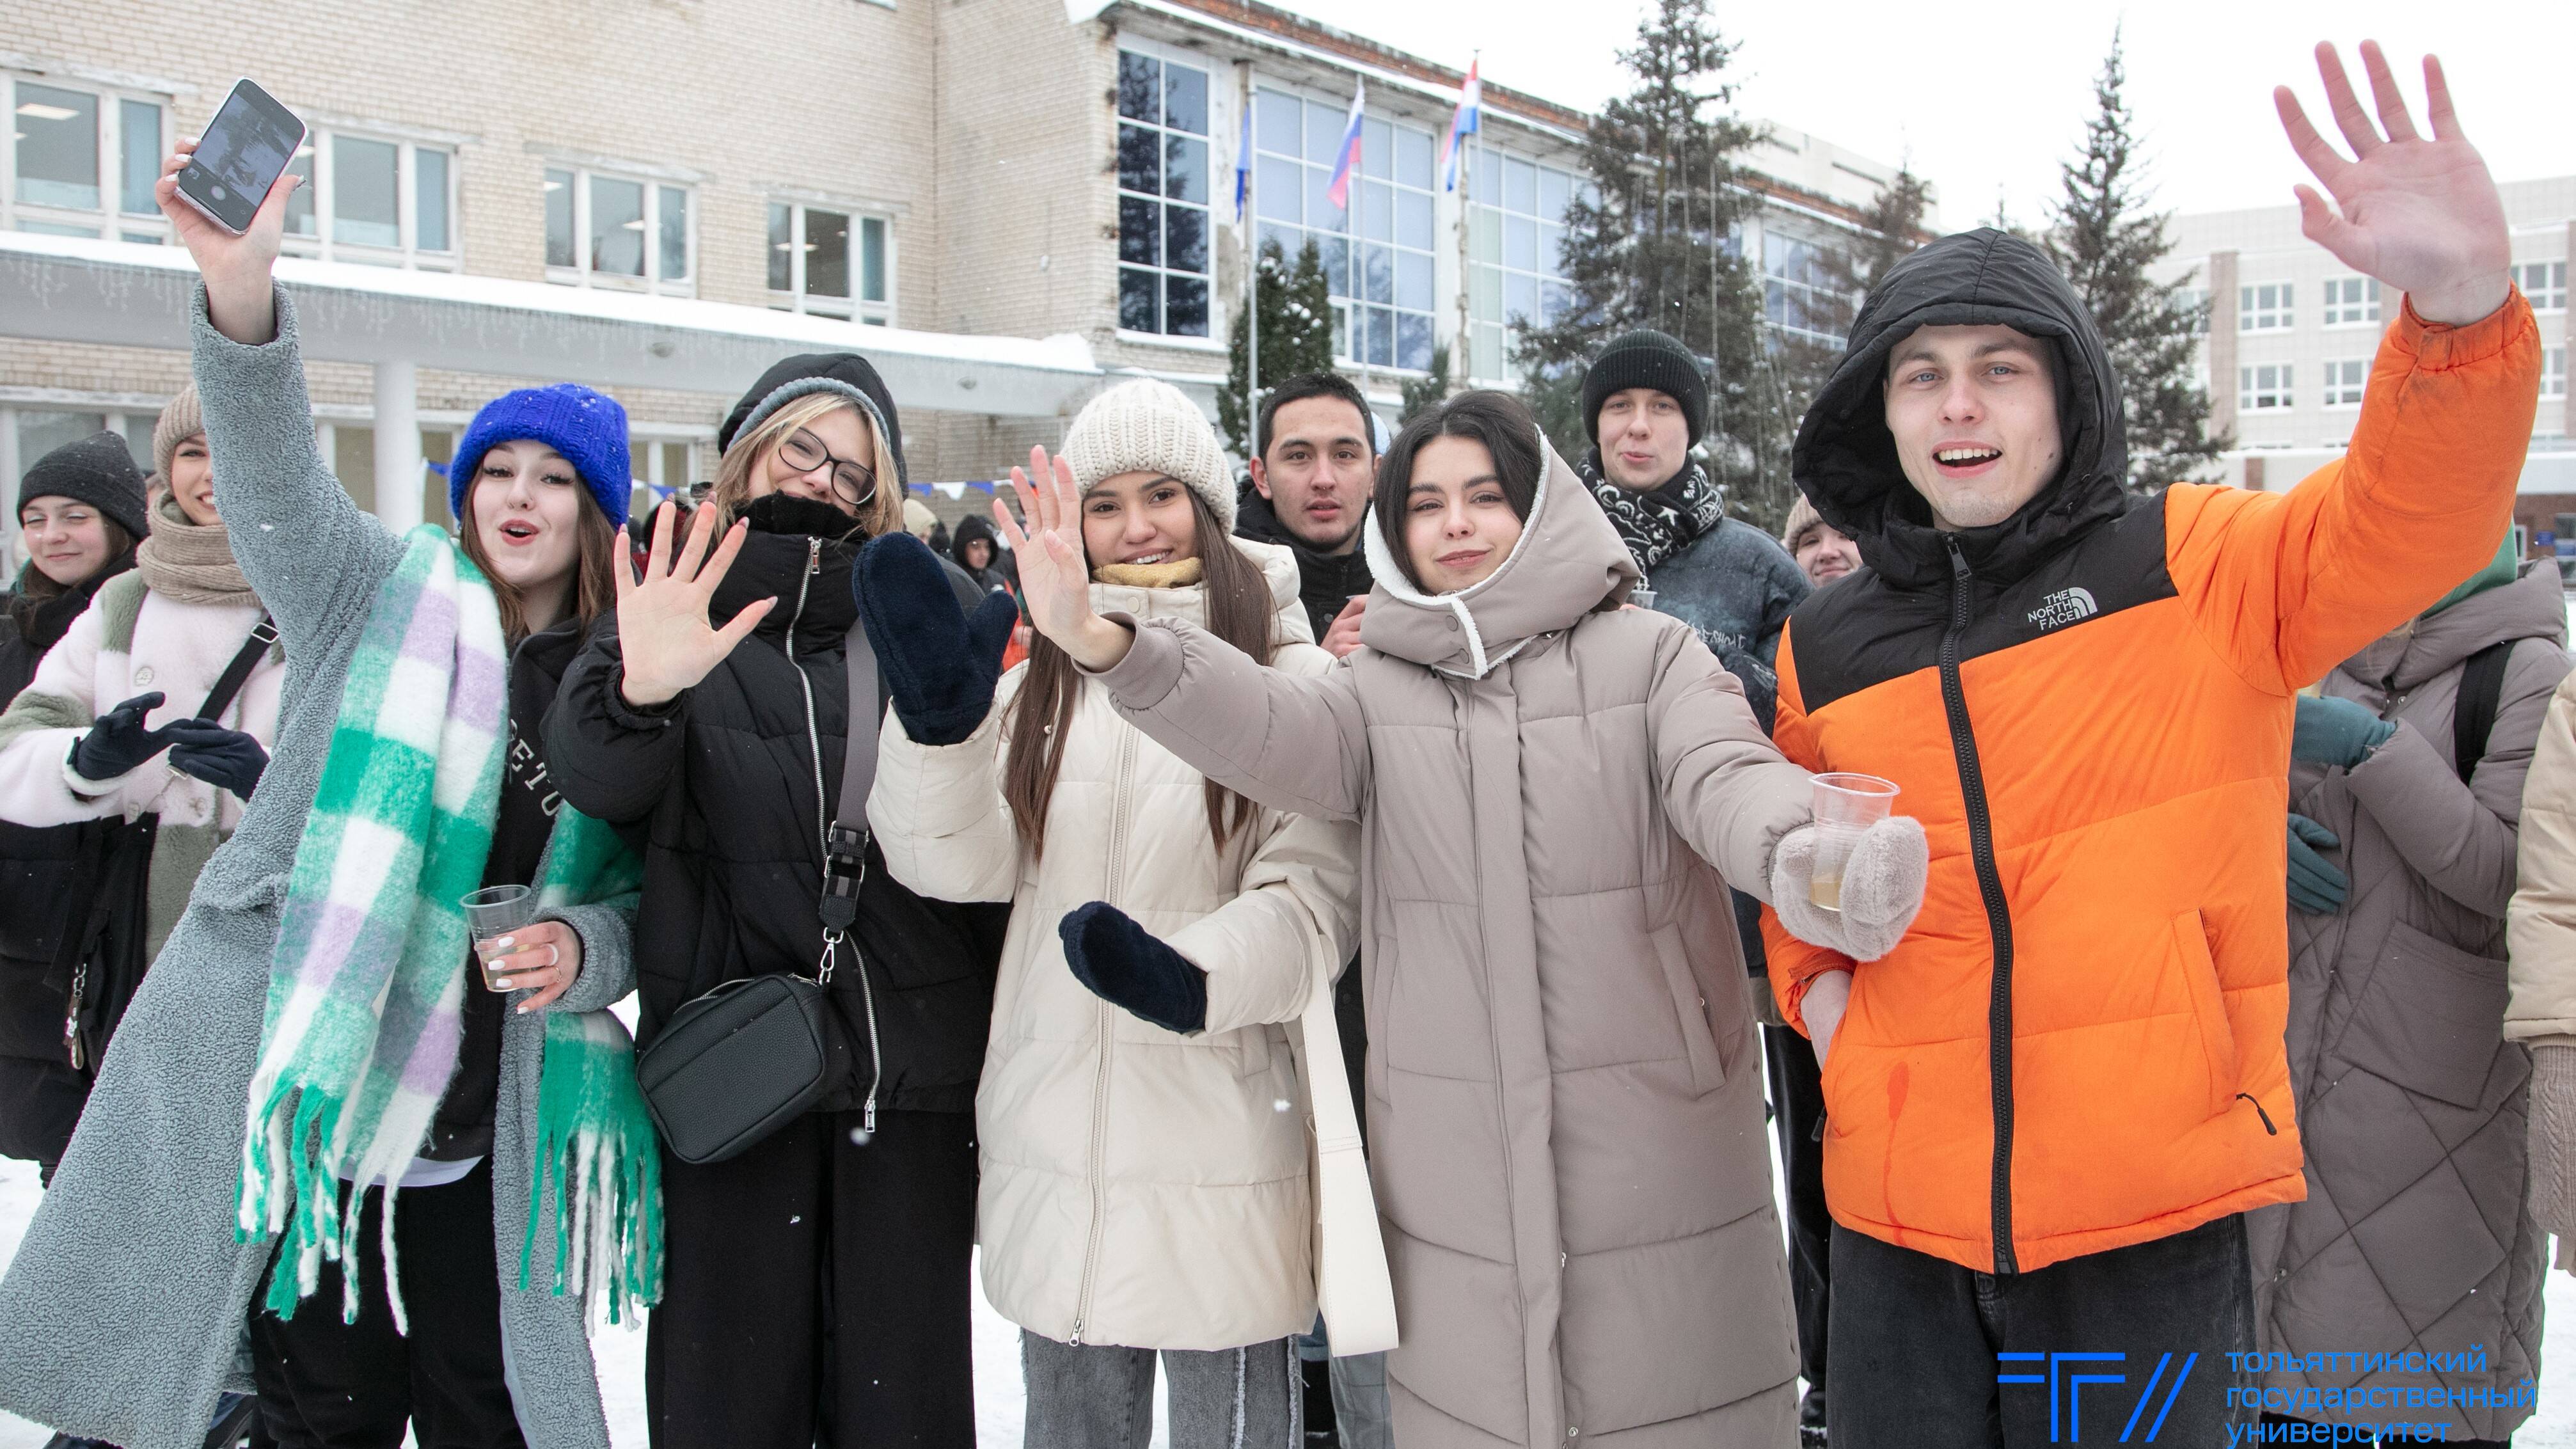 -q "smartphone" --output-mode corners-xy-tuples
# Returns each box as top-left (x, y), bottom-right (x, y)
(175, 79), (305, 235)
